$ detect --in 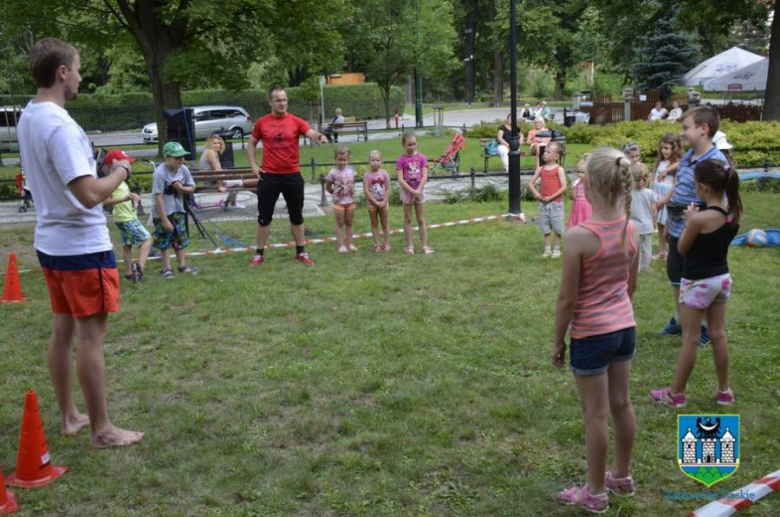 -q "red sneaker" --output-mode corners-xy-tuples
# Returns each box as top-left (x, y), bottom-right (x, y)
(294, 252), (315, 266)
(249, 254), (265, 267)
